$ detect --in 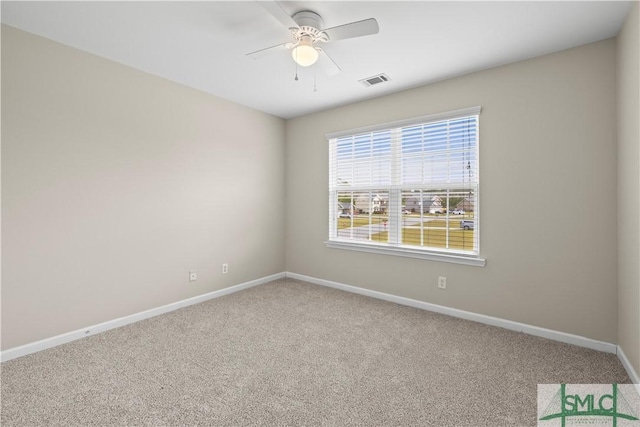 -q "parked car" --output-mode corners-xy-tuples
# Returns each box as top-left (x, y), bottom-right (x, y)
(460, 220), (475, 230)
(402, 210), (411, 215)
(452, 209), (465, 215)
(339, 213), (352, 218)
